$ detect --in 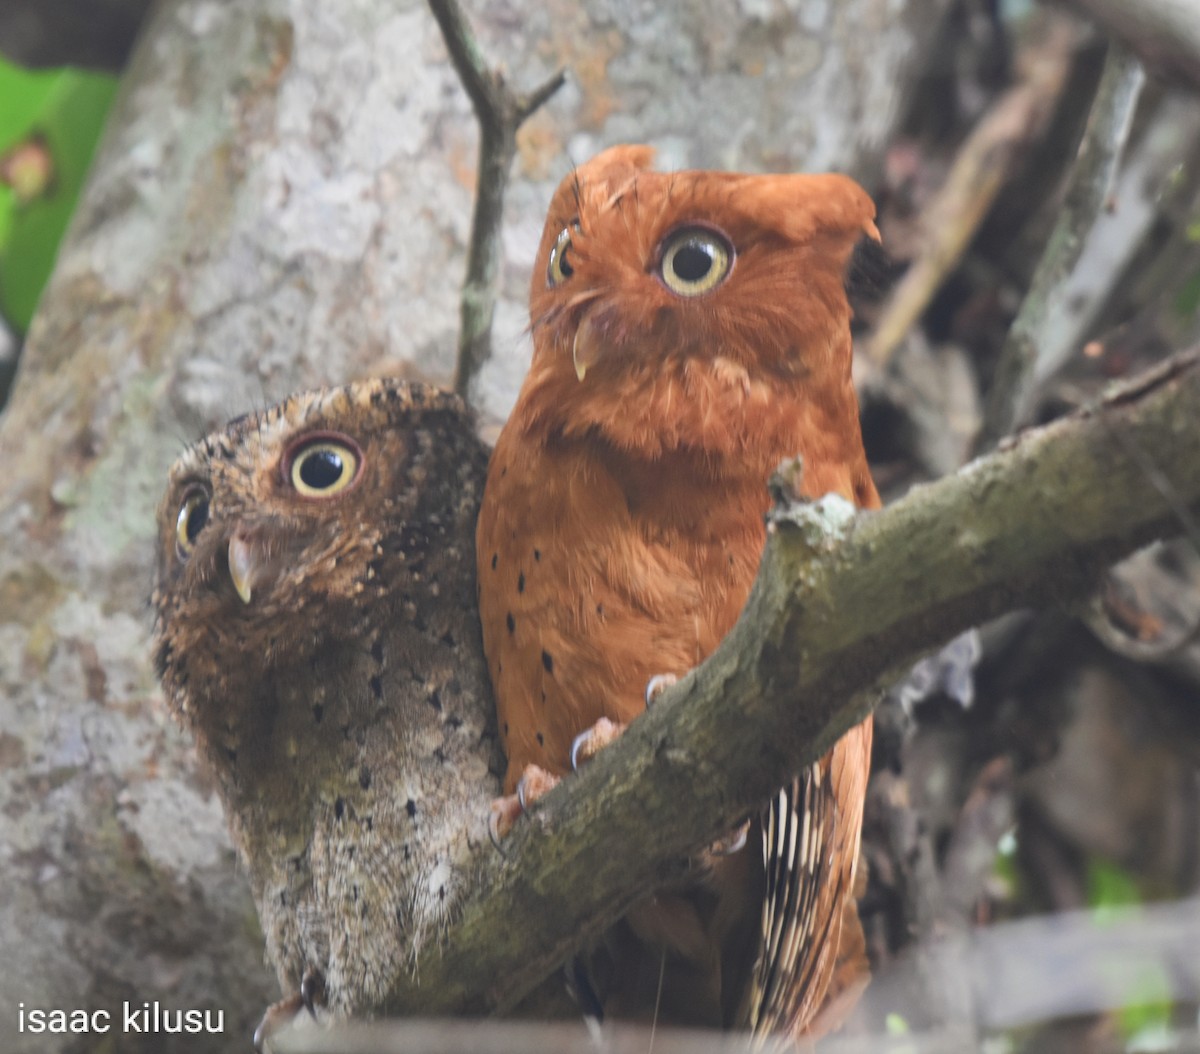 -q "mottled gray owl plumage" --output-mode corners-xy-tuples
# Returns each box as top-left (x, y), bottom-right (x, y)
(152, 379), (499, 1018)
